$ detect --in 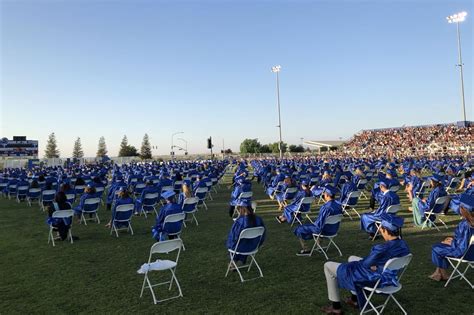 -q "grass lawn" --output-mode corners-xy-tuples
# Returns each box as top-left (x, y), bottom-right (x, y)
(0, 174), (472, 314)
